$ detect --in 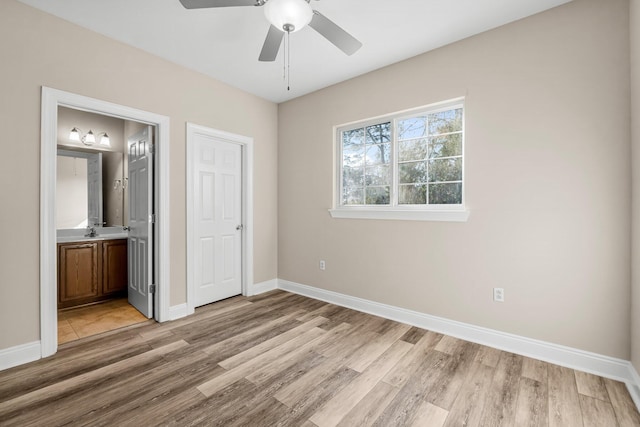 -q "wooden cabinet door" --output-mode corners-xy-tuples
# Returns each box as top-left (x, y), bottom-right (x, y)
(102, 239), (128, 296)
(58, 242), (99, 308)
